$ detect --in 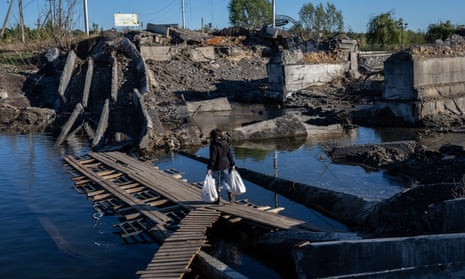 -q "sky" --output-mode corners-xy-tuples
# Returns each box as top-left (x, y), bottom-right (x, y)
(1, 0), (464, 33)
